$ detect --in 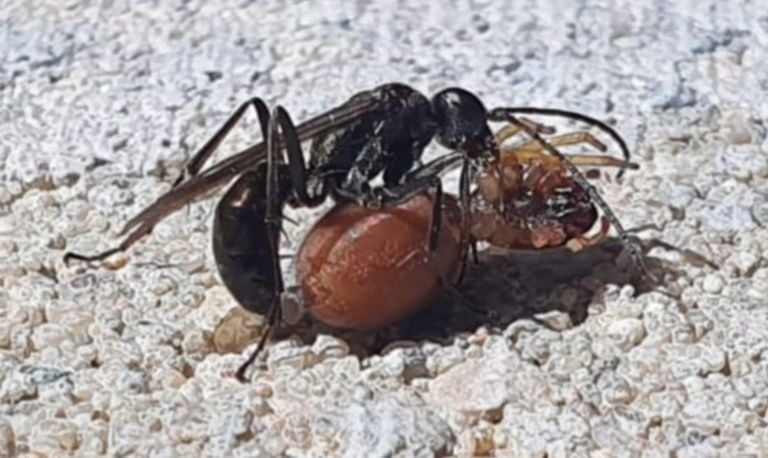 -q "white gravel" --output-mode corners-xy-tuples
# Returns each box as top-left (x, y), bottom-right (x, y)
(2, 0), (768, 456)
